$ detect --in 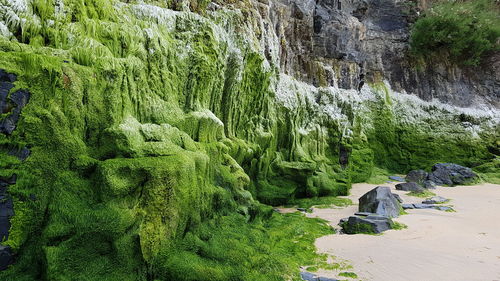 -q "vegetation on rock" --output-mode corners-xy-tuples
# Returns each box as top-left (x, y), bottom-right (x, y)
(410, 0), (500, 66)
(0, 0), (498, 280)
